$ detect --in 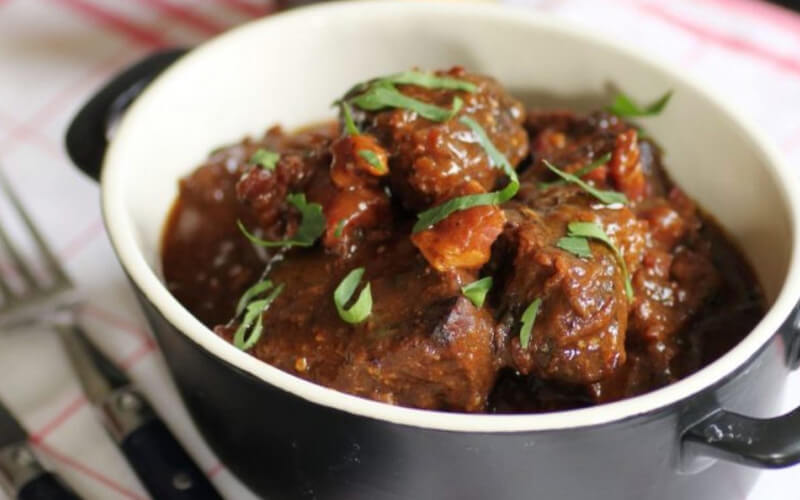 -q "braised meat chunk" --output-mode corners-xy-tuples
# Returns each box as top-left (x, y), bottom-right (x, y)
(360, 67), (529, 211)
(331, 254), (497, 411)
(352, 67), (528, 272)
(214, 236), (496, 412)
(162, 68), (764, 413)
(495, 198), (632, 385)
